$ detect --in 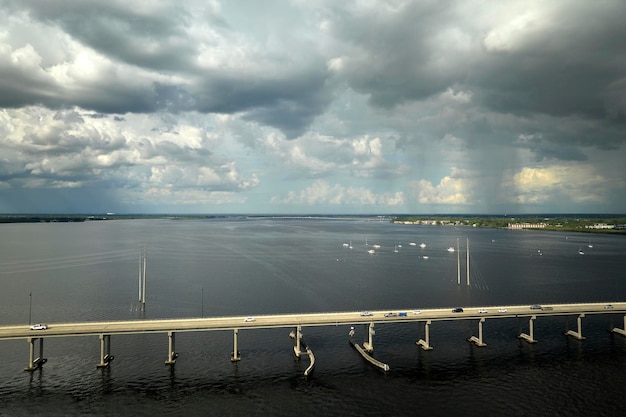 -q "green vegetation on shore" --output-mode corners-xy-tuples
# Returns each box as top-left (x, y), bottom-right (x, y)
(1, 213), (625, 235)
(392, 215), (626, 234)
